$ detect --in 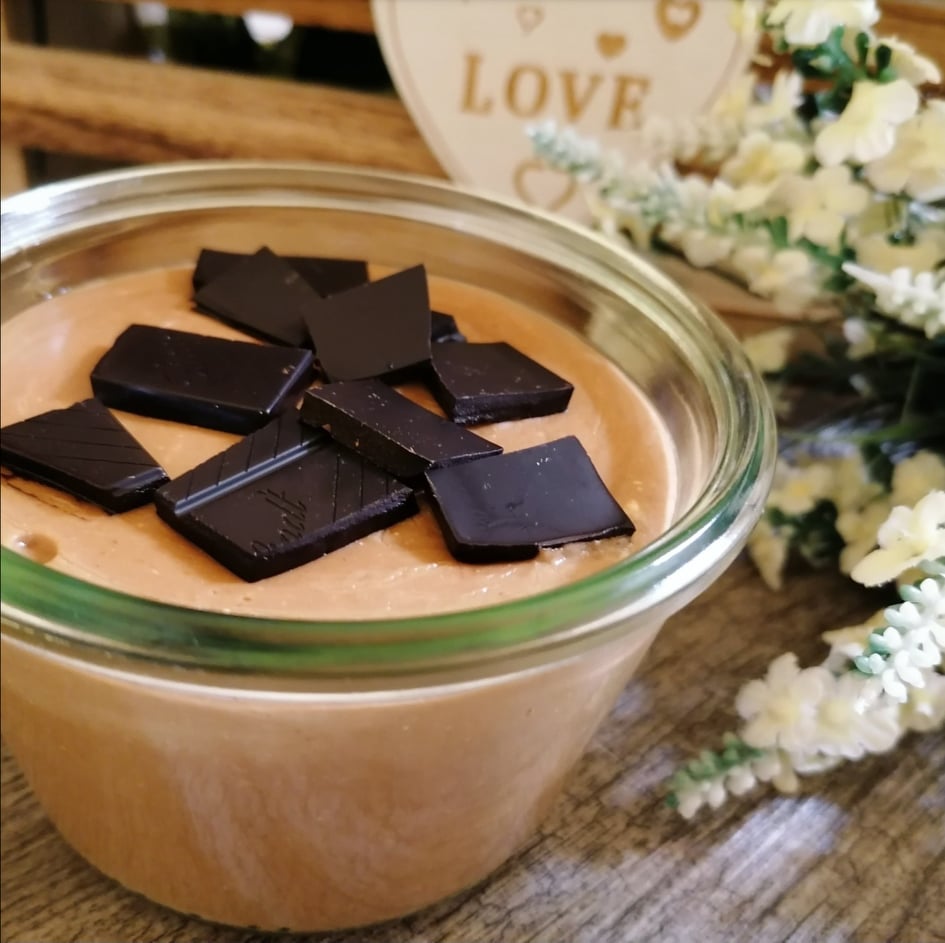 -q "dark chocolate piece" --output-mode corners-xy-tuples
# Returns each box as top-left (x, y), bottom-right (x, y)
(0, 398), (169, 513)
(155, 411), (417, 581)
(300, 379), (501, 482)
(424, 436), (635, 563)
(303, 265), (432, 382)
(431, 310), (466, 344)
(90, 324), (314, 434)
(193, 247), (322, 347)
(193, 248), (369, 297)
(428, 341), (573, 425)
